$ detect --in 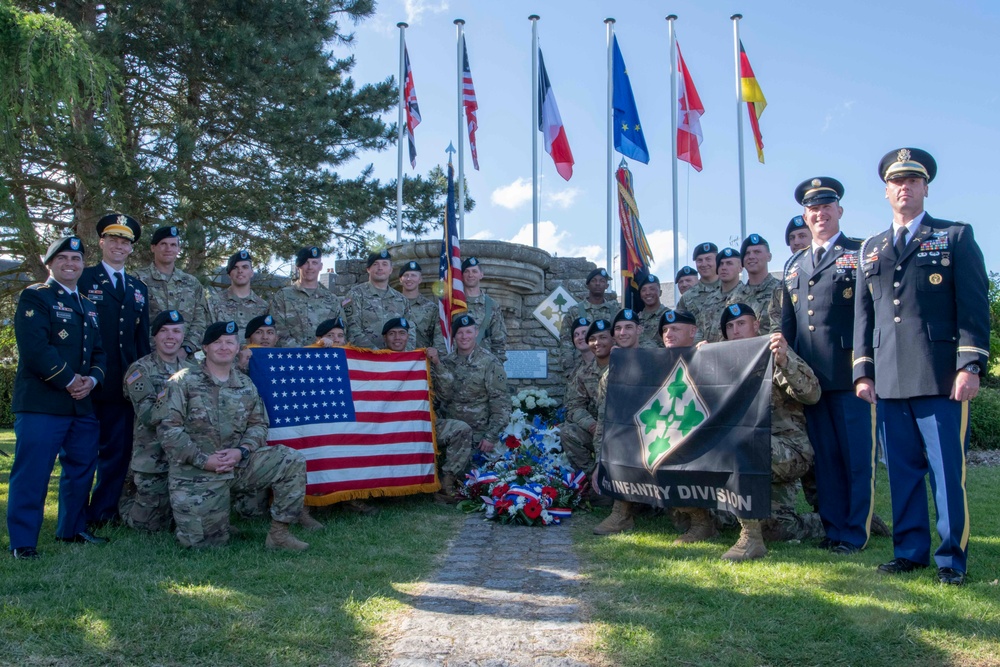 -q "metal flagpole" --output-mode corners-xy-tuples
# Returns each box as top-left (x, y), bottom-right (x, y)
(395, 22), (407, 243)
(732, 14), (747, 242)
(604, 18), (615, 277)
(530, 15), (539, 248)
(455, 19), (466, 239)
(667, 15), (679, 290)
